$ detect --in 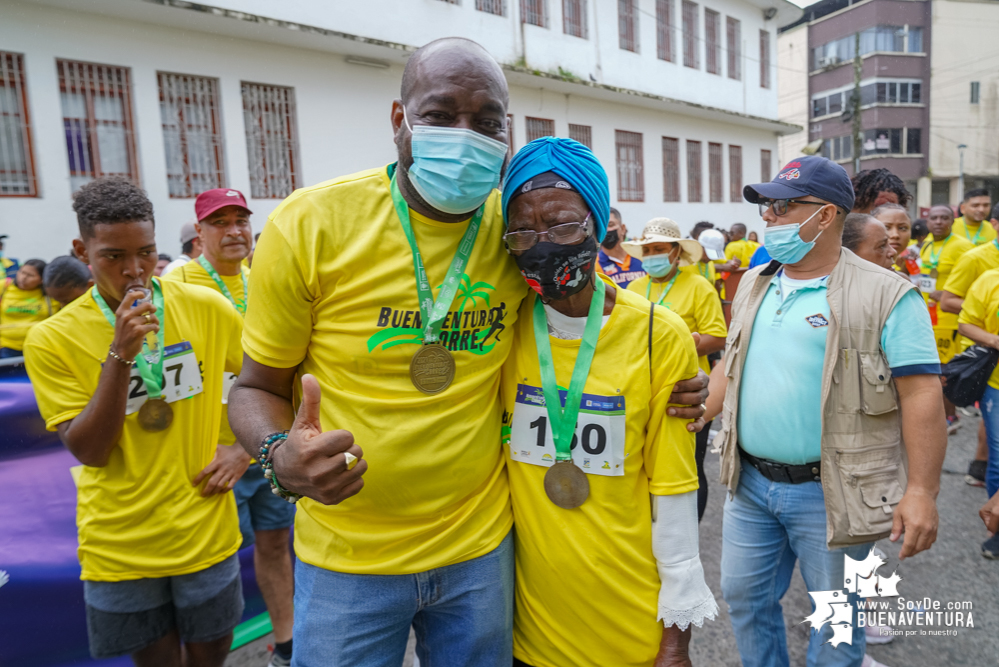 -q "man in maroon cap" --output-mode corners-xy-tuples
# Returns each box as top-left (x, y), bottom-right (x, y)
(164, 188), (296, 667)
